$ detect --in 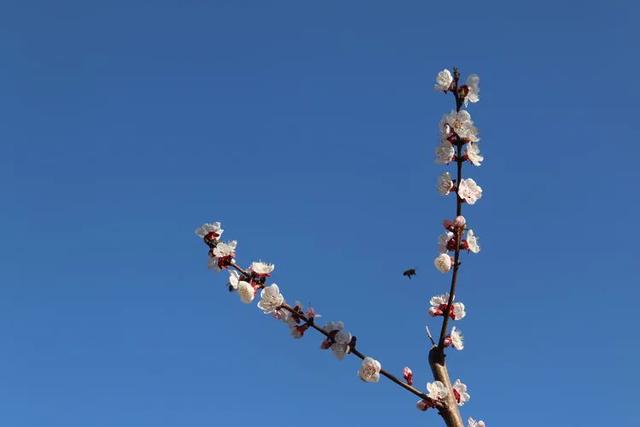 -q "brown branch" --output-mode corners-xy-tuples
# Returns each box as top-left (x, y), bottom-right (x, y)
(277, 304), (438, 405)
(429, 66), (467, 427)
